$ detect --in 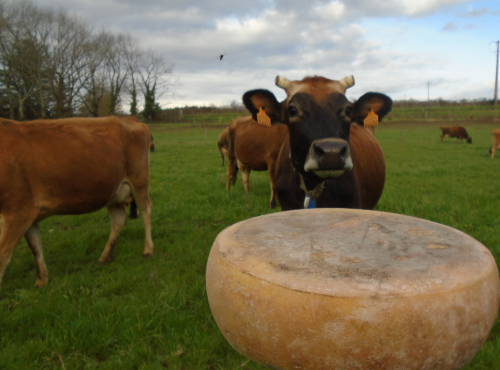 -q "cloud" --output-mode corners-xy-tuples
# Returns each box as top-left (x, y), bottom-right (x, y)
(441, 20), (478, 31)
(459, 6), (489, 17)
(33, 0), (498, 106)
(442, 21), (458, 31)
